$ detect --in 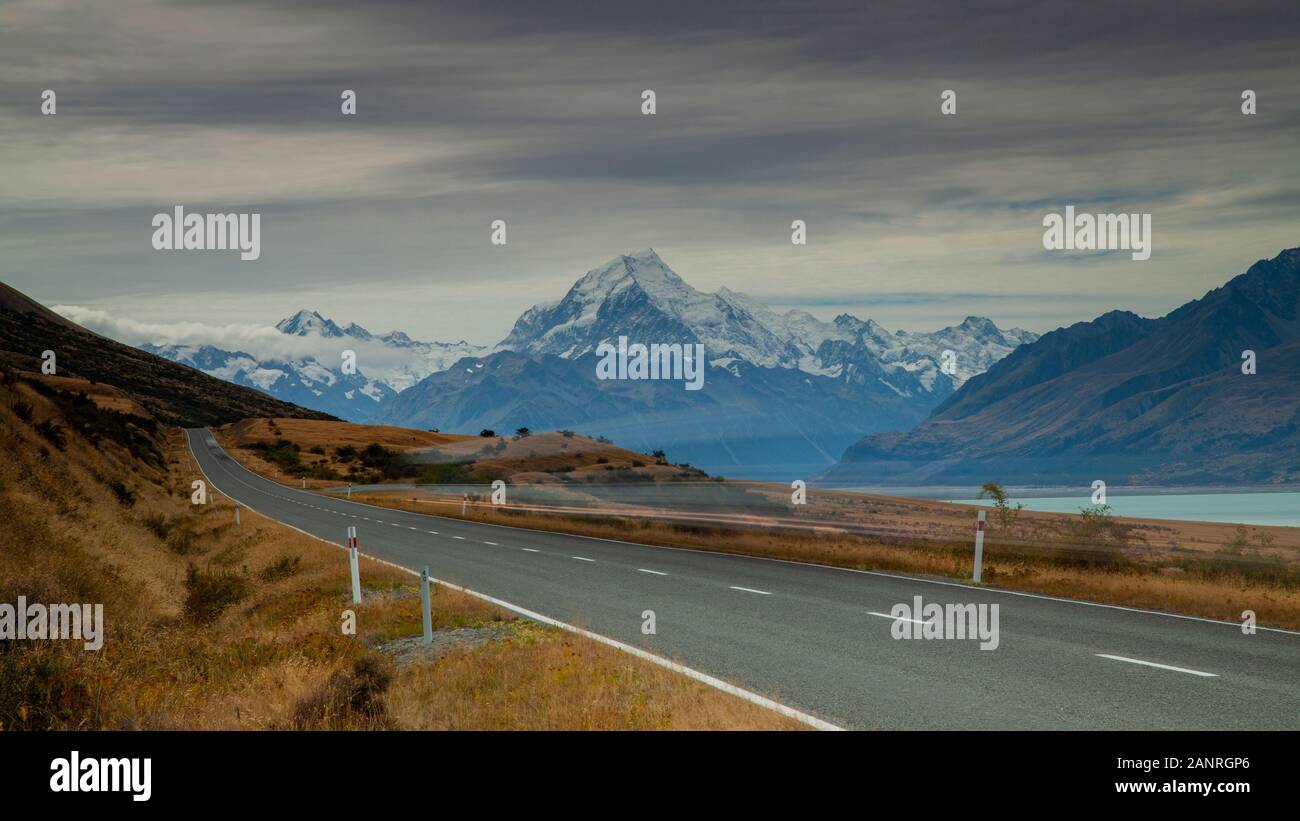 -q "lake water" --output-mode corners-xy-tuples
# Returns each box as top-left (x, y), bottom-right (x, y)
(946, 491), (1300, 528)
